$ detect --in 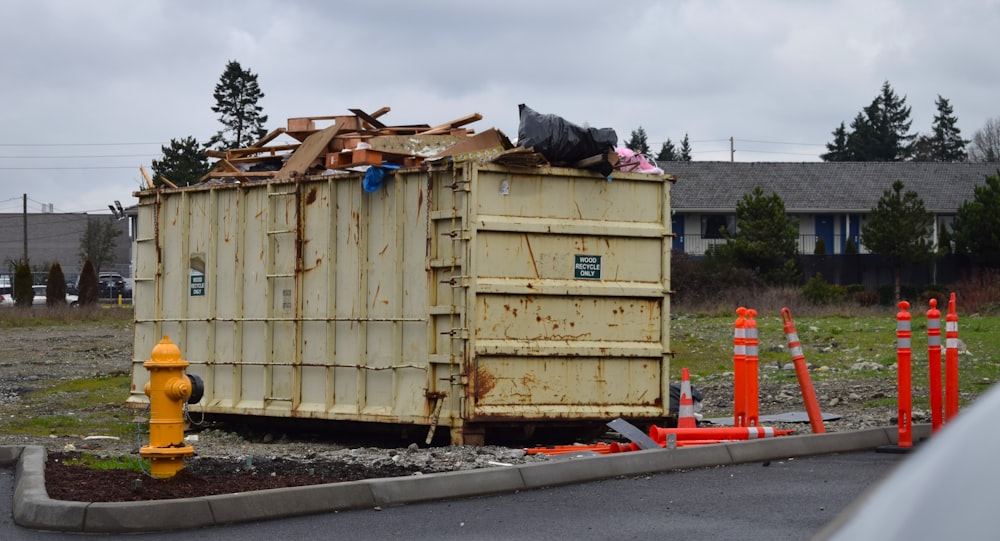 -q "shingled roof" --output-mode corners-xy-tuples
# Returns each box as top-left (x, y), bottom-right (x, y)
(666, 162), (1000, 213)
